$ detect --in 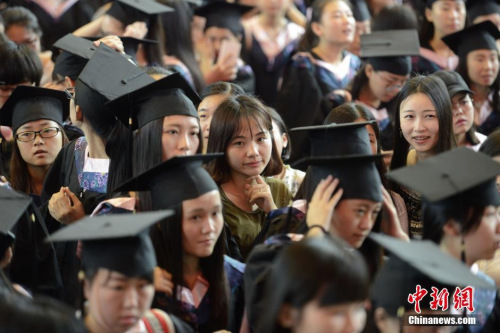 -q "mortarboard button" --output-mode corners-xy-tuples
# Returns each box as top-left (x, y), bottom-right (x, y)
(442, 21), (500, 58)
(113, 154), (222, 210)
(46, 210), (174, 278)
(387, 148), (500, 204)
